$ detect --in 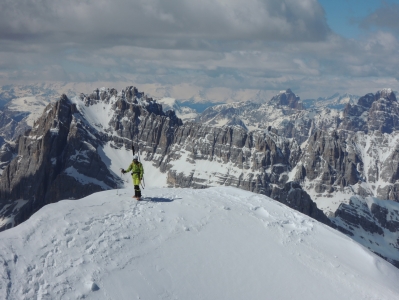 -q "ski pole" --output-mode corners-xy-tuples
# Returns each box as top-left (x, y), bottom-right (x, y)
(118, 168), (125, 195)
